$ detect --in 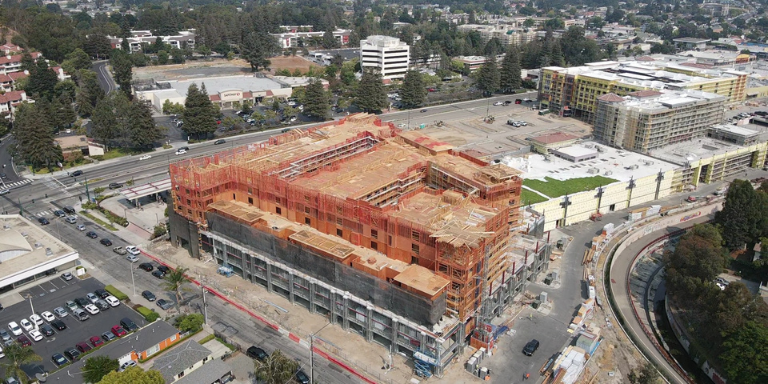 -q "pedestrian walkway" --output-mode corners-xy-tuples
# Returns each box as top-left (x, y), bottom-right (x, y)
(0, 178), (31, 190)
